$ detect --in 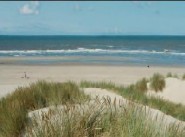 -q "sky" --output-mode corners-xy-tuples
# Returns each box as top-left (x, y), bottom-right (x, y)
(0, 1), (185, 35)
